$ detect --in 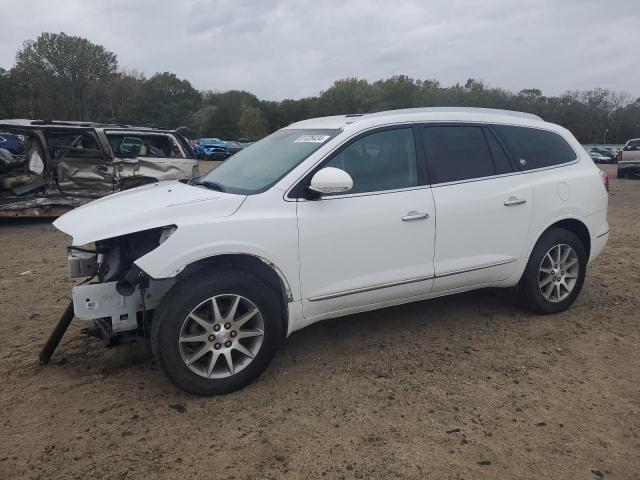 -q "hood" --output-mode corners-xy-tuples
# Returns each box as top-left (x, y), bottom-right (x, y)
(53, 180), (246, 245)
